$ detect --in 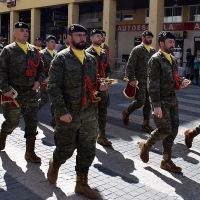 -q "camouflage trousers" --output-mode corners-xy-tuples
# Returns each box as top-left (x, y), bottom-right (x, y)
(38, 85), (54, 115)
(97, 90), (110, 129)
(127, 78), (151, 119)
(1, 92), (39, 140)
(53, 102), (98, 172)
(148, 95), (179, 151)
